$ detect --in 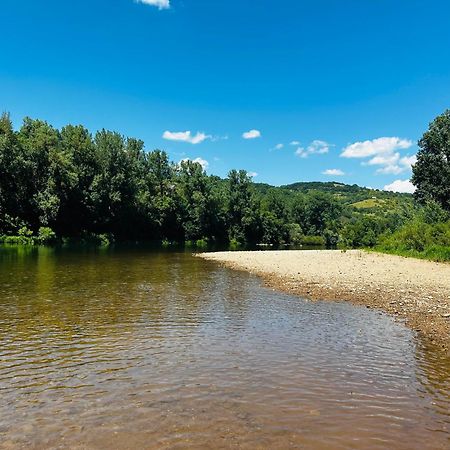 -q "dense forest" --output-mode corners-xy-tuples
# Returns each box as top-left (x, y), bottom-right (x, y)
(0, 111), (449, 259)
